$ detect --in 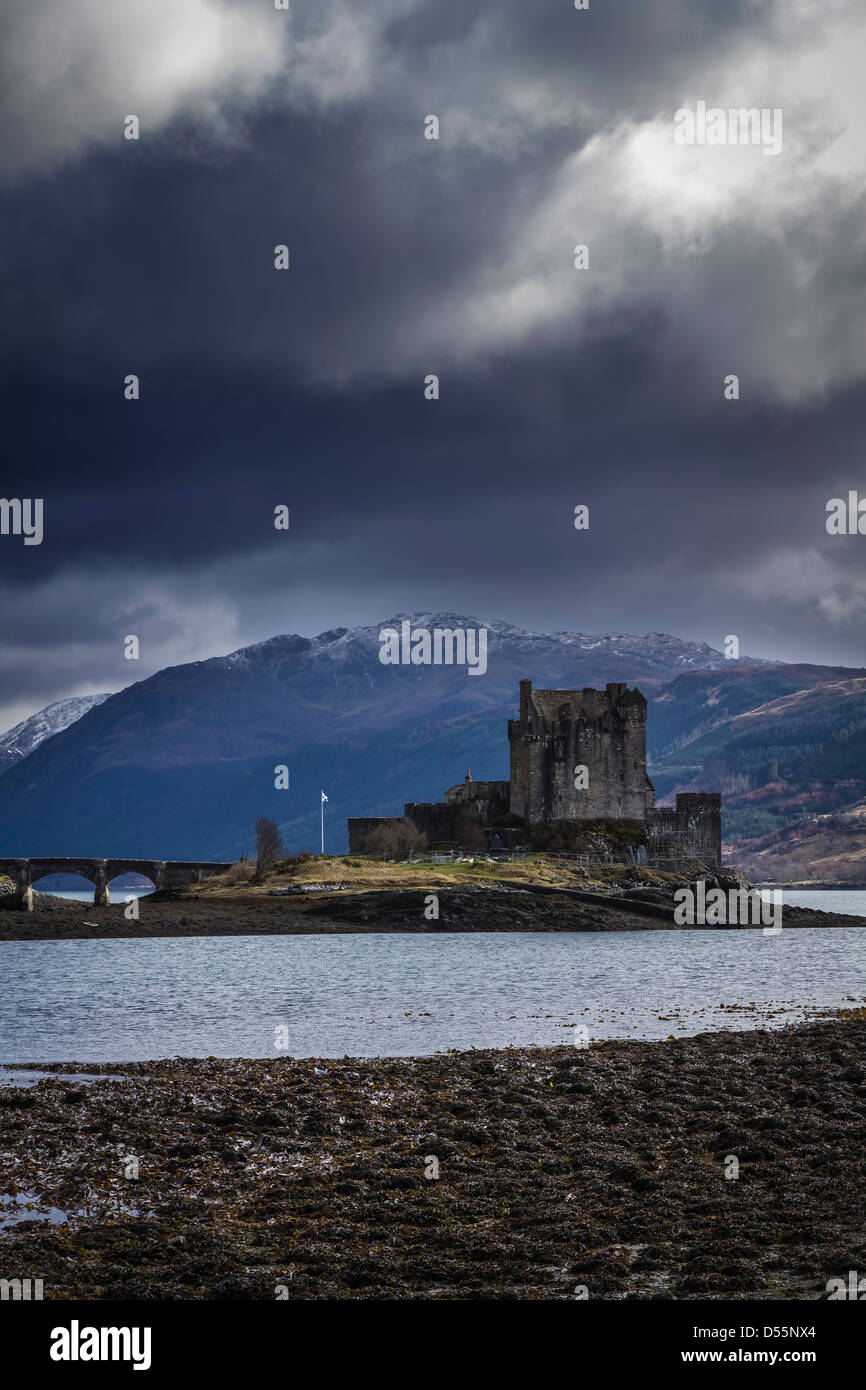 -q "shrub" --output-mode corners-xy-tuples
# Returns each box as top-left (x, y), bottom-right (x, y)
(363, 819), (427, 857)
(221, 860), (257, 886)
